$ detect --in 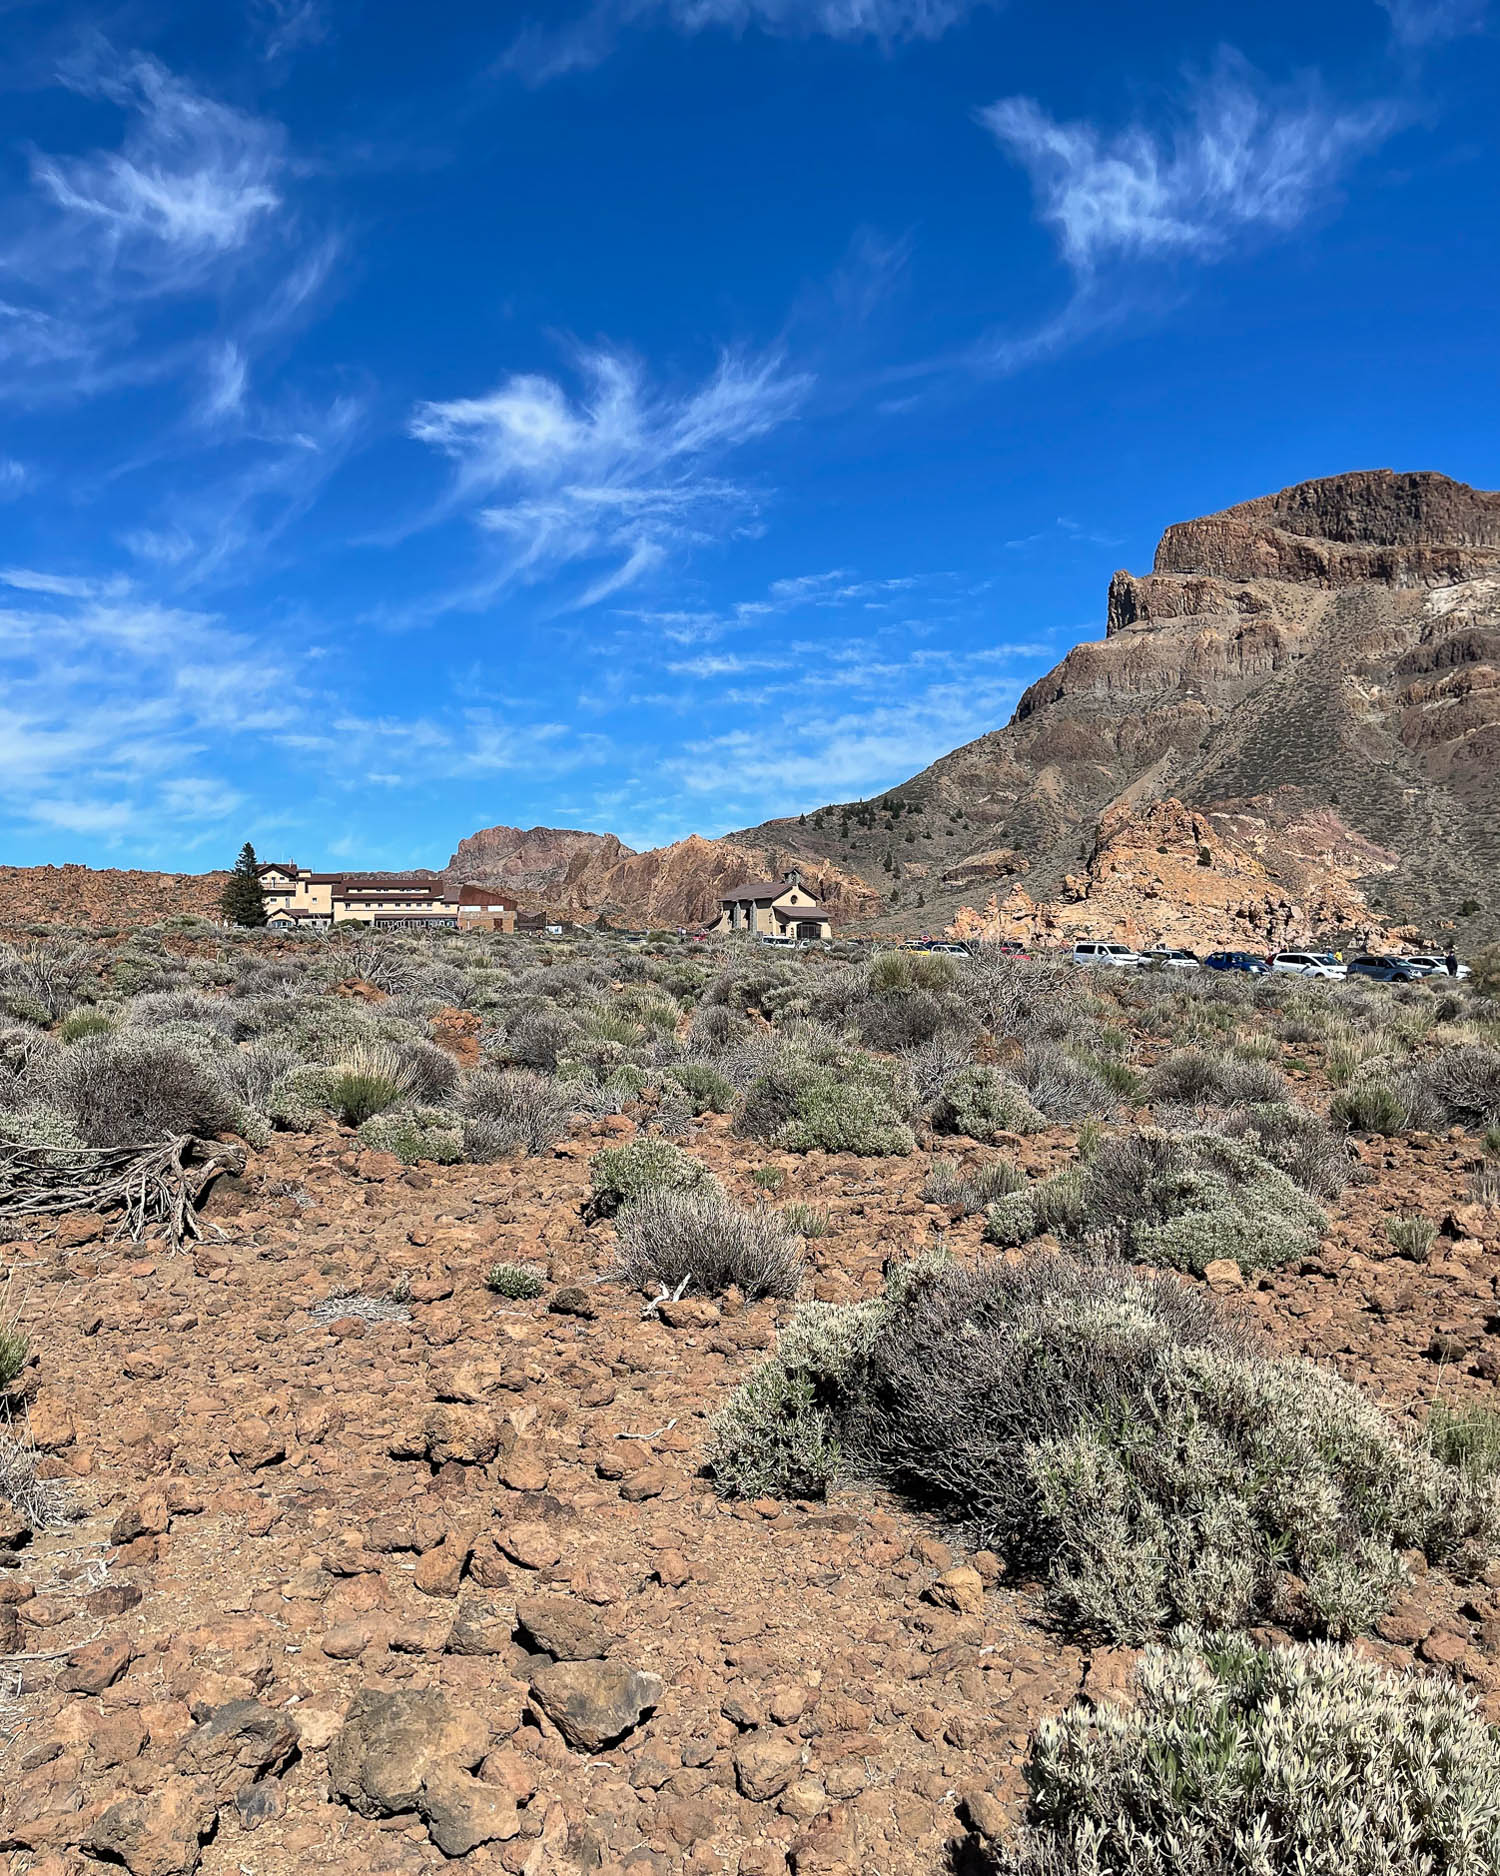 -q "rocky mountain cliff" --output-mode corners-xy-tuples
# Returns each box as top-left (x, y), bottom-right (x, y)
(735, 469), (1500, 942)
(444, 829), (882, 929)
